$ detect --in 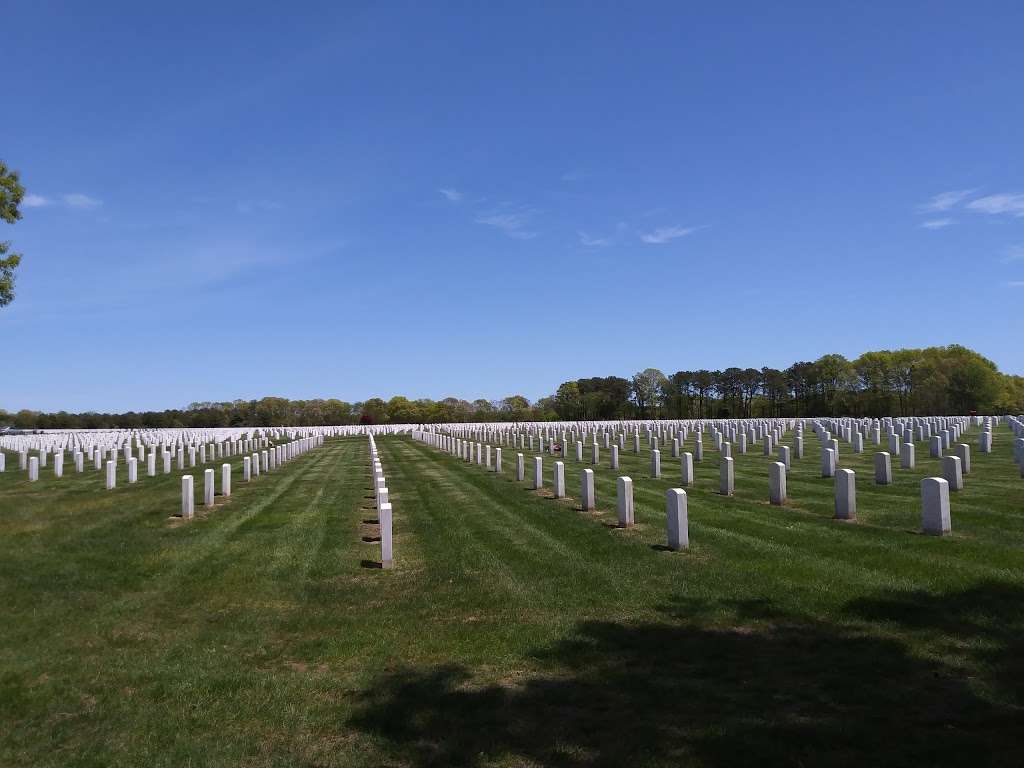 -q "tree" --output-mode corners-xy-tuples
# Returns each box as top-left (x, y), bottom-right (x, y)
(691, 370), (714, 419)
(630, 368), (667, 418)
(666, 371), (693, 418)
(815, 354), (856, 416)
(760, 368), (788, 417)
(890, 349), (919, 416)
(554, 382), (582, 420)
(714, 368), (743, 417)
(358, 398), (388, 425)
(0, 161), (25, 307)
(500, 395), (532, 421)
(785, 361), (816, 416)
(853, 351), (895, 417)
(944, 345), (1001, 413)
(386, 396), (422, 424)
